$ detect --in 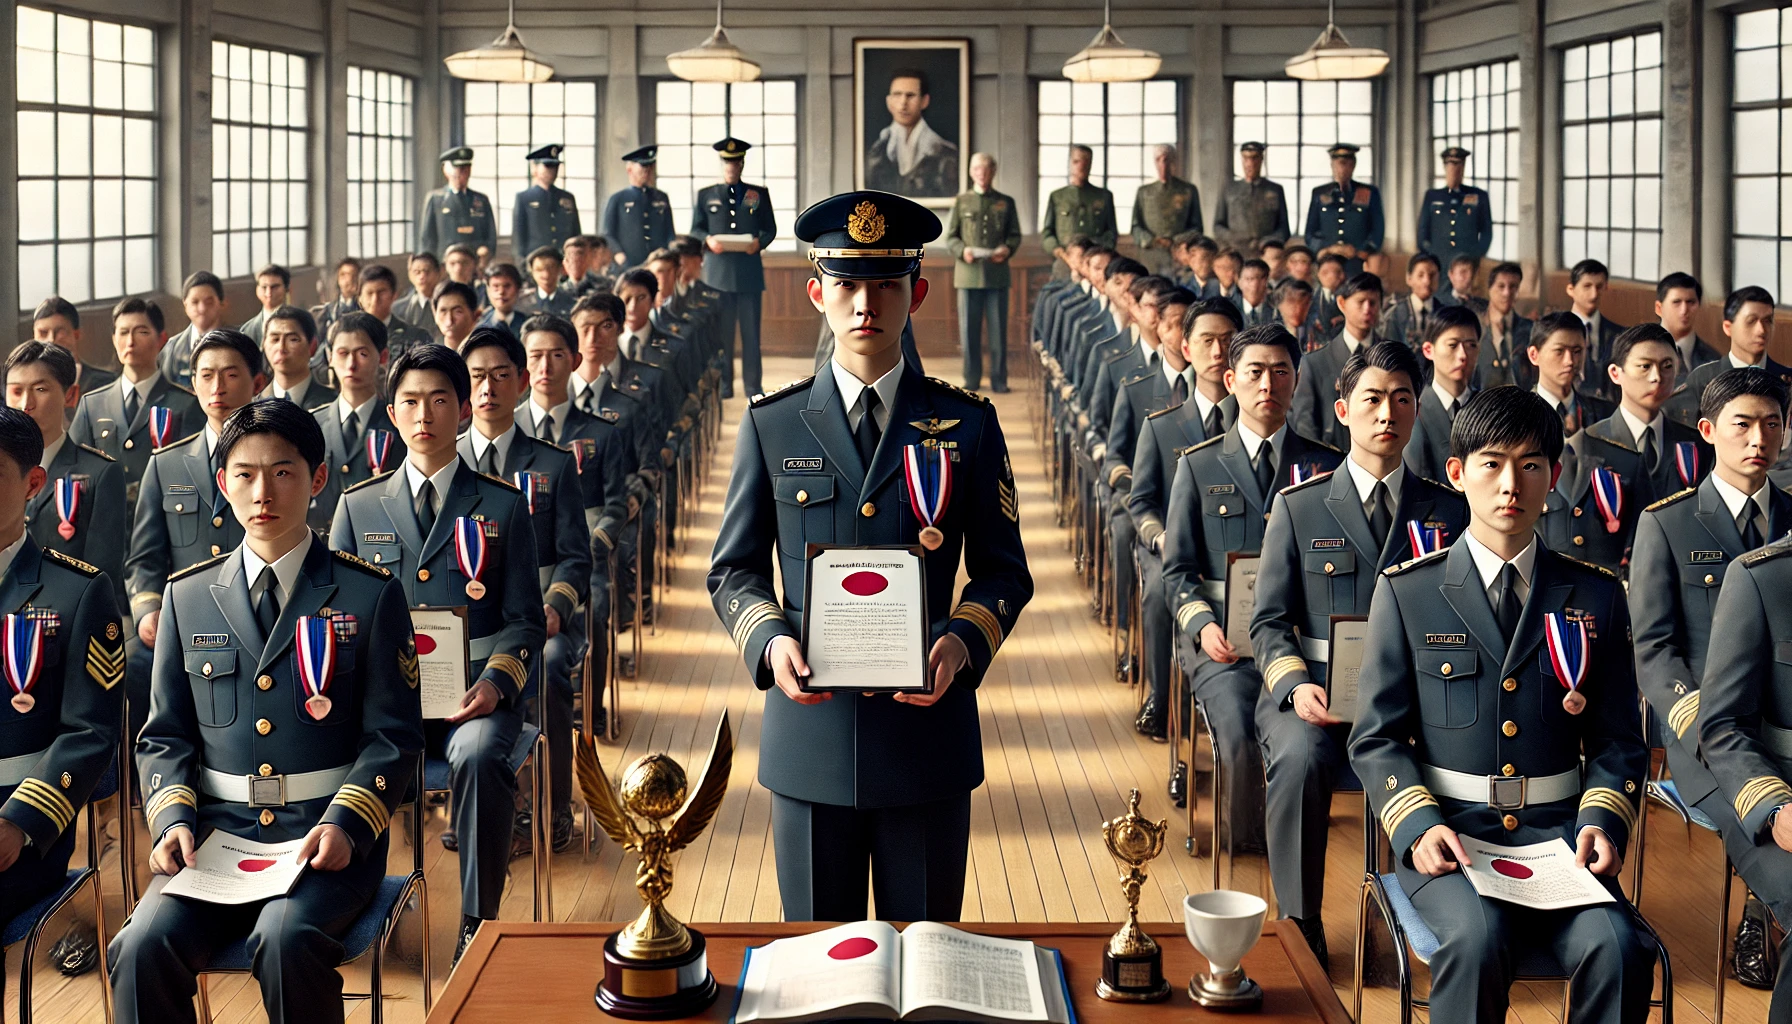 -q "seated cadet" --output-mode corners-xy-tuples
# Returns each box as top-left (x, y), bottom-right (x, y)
(1163, 323), (1344, 851)
(357, 264), (433, 361)
(313, 257), (362, 342)
(1632, 366), (1791, 992)
(1589, 324), (1711, 507)
(1479, 262), (1535, 391)
(1181, 235), (1220, 298)
(1442, 254), (1488, 314)
(1290, 272), (1386, 451)
(238, 264), (291, 344)
(643, 249), (706, 401)
(1405, 304), (1482, 482)
(1282, 244), (1315, 287)
(1528, 314), (1640, 575)
(1089, 274), (1172, 449)
(71, 296), (200, 507)
(1076, 258), (1147, 421)
(1128, 298), (1240, 754)
(1382, 252), (1444, 353)
(614, 268), (689, 554)
(112, 400), (422, 1024)
(1274, 279), (1318, 353)
(434, 279), (480, 351)
(1251, 341), (1468, 969)
(1211, 248), (1243, 307)
(309, 313), (405, 533)
(1655, 272), (1721, 383)
(519, 246), (576, 319)
(1236, 259), (1274, 328)
(1681, 287), (1792, 428)
(1053, 245), (1113, 374)
(1034, 236), (1092, 354)
(455, 325), (592, 853)
(328, 343), (544, 962)
(1564, 259), (1627, 403)
(1529, 311), (1618, 452)
(1261, 240), (1286, 284)
(1349, 386), (1653, 1024)
(392, 251), (444, 338)
(1307, 252), (1347, 338)
(560, 236), (611, 299)
(159, 272), (229, 390)
(257, 305), (337, 410)
(442, 244), (489, 312)
(31, 296), (118, 400)
(479, 264), (529, 338)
